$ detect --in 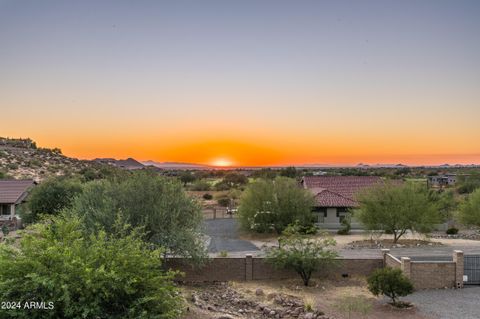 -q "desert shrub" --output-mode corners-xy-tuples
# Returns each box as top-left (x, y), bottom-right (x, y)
(202, 193), (213, 200)
(367, 268), (413, 305)
(1, 225), (9, 237)
(0, 217), (183, 319)
(337, 215), (351, 235)
(446, 227), (459, 235)
(239, 177), (315, 234)
(217, 196), (231, 207)
(459, 188), (480, 227)
(267, 223), (338, 286)
(69, 172), (206, 264)
(190, 179), (211, 191)
(6, 163), (18, 170)
(23, 177), (83, 224)
(217, 250), (228, 257)
(333, 294), (372, 319)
